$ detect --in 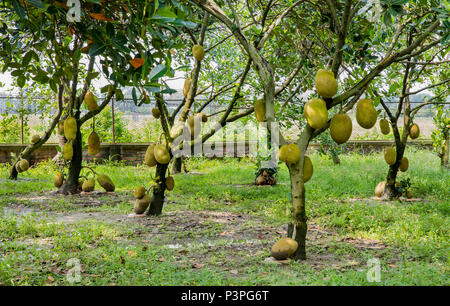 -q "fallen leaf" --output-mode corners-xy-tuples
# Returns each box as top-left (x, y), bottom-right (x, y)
(127, 251), (136, 257)
(47, 275), (55, 282)
(230, 270), (238, 275)
(158, 257), (165, 262)
(192, 263), (205, 269)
